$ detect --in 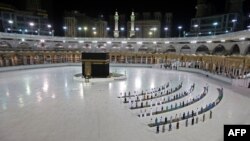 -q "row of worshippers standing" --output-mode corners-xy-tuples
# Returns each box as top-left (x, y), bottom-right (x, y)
(121, 81), (181, 99)
(156, 110), (213, 133)
(130, 87), (192, 109)
(123, 82), (183, 104)
(154, 93), (217, 134)
(137, 90), (206, 118)
(120, 82), (170, 98)
(122, 85), (172, 102)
